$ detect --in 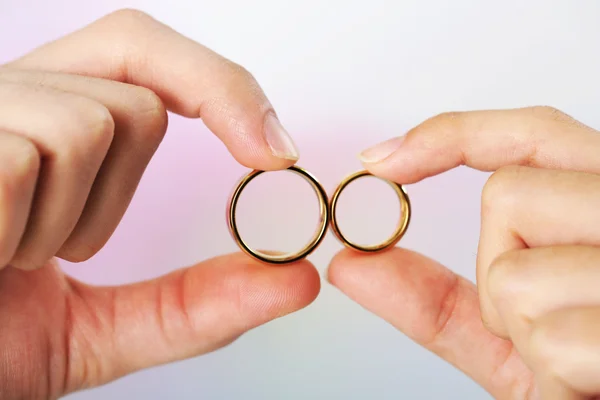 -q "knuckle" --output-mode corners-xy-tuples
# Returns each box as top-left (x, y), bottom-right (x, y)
(528, 105), (565, 120)
(528, 105), (593, 132)
(87, 104), (115, 147)
(481, 165), (523, 214)
(222, 61), (261, 92)
(433, 111), (462, 122)
(97, 9), (160, 46)
(223, 60), (252, 79)
(200, 60), (266, 121)
(486, 251), (520, 302)
(64, 100), (115, 160)
(134, 87), (166, 119)
(101, 8), (154, 29)
(416, 111), (464, 145)
(428, 111), (464, 128)
(478, 298), (512, 339)
(7, 136), (40, 181)
(129, 87), (168, 143)
(0, 137), (39, 199)
(0, 138), (40, 268)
